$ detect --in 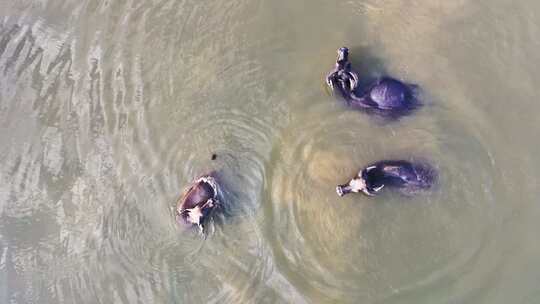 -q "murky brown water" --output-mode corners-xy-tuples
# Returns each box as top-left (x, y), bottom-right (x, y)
(1, 0), (540, 303)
